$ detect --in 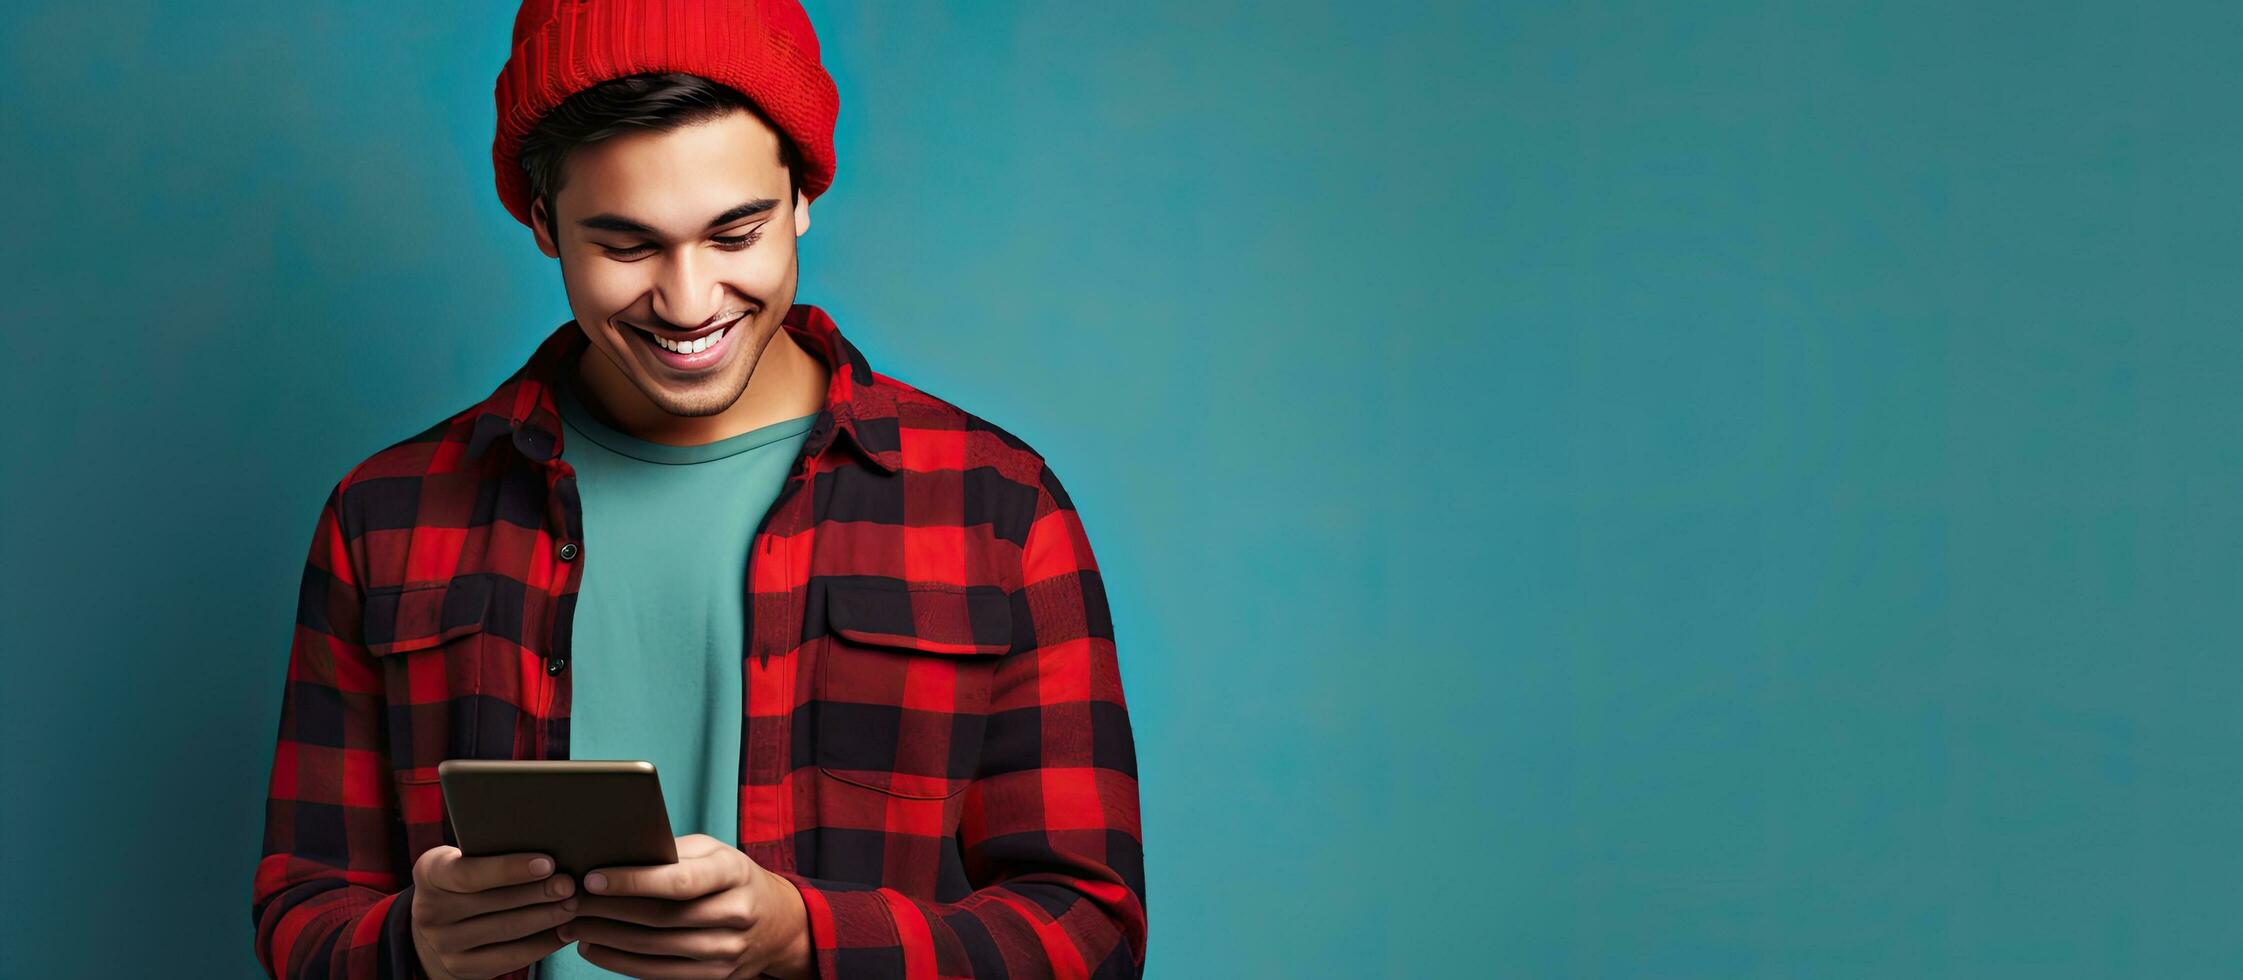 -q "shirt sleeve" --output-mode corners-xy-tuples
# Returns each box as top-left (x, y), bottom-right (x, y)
(773, 459), (1149, 979)
(250, 480), (429, 979)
